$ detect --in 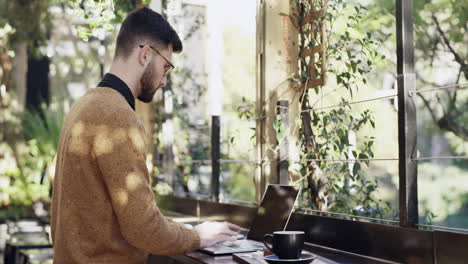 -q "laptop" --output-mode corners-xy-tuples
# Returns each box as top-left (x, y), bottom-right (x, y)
(199, 184), (300, 255)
